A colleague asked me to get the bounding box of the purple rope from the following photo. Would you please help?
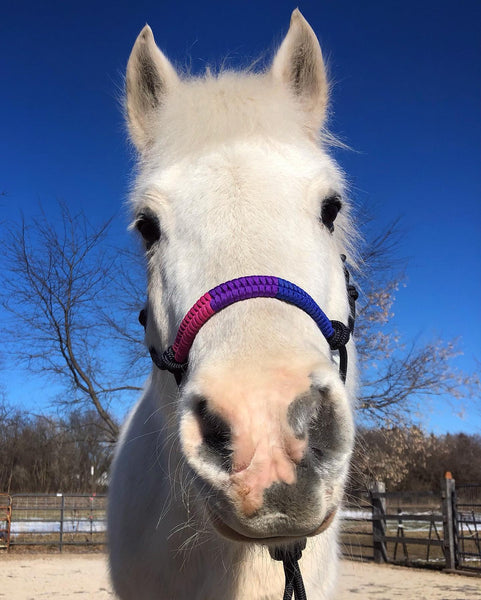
[150,275,352,383]
[171,276,337,364]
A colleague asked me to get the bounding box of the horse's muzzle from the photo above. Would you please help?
[208,504,337,544]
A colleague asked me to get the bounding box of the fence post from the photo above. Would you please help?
[371,481,388,564]
[442,472,456,571]
[58,493,65,553]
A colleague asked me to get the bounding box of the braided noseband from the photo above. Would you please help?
[147,274,354,385]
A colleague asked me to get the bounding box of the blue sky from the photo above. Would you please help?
[1,0,480,433]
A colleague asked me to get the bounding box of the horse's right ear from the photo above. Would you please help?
[126,25,179,152]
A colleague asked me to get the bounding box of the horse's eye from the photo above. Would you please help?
[136,211,161,249]
[321,195,342,233]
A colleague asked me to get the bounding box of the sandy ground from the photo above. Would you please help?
[0,554,479,599]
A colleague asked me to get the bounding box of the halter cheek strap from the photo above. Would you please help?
[144,272,357,385]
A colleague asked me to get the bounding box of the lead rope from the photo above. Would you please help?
[269,539,307,600]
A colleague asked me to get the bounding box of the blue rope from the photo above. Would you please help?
[276,278,334,340]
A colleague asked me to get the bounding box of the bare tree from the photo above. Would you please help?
[1,203,477,441]
[0,397,112,493]
[354,218,479,425]
[349,425,481,492]
[1,203,145,442]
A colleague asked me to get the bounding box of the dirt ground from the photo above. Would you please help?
[0,554,479,599]
[337,560,480,599]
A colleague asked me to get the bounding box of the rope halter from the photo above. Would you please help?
[140,267,357,600]
[147,274,354,386]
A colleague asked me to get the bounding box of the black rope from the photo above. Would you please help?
[326,255,358,384]
[326,321,351,383]
[340,254,358,334]
[149,346,186,386]
[338,345,348,383]
[326,321,351,350]
[269,539,307,600]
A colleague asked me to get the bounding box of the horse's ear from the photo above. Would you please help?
[271,9,328,134]
[126,25,179,152]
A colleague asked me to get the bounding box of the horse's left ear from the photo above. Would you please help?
[271,9,328,134]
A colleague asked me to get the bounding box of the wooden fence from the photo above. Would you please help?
[1,479,480,576]
[341,476,481,575]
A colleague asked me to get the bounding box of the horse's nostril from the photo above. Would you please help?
[193,397,232,470]
[308,396,340,463]
[288,386,343,464]
[288,386,329,441]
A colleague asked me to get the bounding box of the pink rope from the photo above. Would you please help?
[172,293,215,362]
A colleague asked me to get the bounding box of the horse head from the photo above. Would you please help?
[126,9,356,546]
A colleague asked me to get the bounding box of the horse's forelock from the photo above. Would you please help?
[145,71,313,157]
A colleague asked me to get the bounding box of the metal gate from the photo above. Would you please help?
[454,483,481,571]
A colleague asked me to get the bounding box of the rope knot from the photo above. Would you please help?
[269,539,307,600]
[327,321,350,350]
[149,346,187,385]
[269,538,306,563]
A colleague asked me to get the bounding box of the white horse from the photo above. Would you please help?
[108,10,357,600]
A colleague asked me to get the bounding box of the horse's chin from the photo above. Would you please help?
[208,506,337,545]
